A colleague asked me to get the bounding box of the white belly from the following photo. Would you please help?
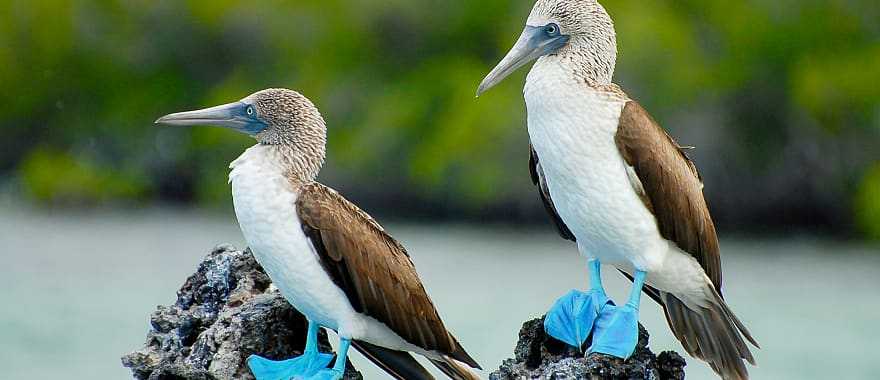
[228,145,358,333]
[524,61,669,272]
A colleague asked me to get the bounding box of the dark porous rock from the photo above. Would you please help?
[122,245,362,380]
[489,317,686,380]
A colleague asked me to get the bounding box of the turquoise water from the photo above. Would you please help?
[1,207,878,379]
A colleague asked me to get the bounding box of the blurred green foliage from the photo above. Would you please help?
[19,147,148,204]
[855,163,880,240]
[0,0,878,236]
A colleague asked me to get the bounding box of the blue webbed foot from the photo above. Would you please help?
[589,303,639,359]
[589,269,647,359]
[307,368,345,380]
[247,351,334,380]
[302,337,351,380]
[544,288,614,349]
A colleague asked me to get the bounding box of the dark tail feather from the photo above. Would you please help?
[619,269,758,379]
[429,328,481,379]
[446,335,482,370]
[661,287,758,380]
[351,340,434,380]
[427,358,481,380]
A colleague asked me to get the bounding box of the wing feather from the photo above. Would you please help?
[296,183,480,369]
[614,100,722,290]
[614,100,757,379]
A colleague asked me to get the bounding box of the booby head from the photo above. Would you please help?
[477,0,617,95]
[156,88,326,146]
[156,88,328,180]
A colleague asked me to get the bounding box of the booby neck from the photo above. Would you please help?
[229,142,325,190]
[233,88,329,188]
[526,56,628,110]
[528,34,616,87]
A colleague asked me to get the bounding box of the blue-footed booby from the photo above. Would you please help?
[476,1,758,379]
[155,88,481,380]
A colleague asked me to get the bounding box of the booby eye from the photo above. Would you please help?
[545,23,560,37]
[246,106,255,116]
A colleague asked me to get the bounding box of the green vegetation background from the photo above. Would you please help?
[1,0,878,237]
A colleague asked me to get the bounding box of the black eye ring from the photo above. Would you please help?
[545,23,559,36]
[246,106,254,116]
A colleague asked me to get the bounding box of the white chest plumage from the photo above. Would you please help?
[228,145,354,330]
[524,60,668,271]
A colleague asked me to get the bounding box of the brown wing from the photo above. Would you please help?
[295,183,480,369]
[529,143,576,242]
[616,101,758,380]
[615,100,722,291]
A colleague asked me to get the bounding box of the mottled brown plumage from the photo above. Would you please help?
[295,182,481,375]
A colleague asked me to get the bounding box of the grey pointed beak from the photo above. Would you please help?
[155,102,250,129]
[155,101,268,135]
[476,26,570,97]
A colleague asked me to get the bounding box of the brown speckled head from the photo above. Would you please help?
[528,0,612,35]
[155,88,328,183]
[245,88,327,149]
[477,0,617,95]
[245,88,327,182]
[529,0,617,84]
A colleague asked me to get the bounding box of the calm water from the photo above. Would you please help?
[1,207,879,380]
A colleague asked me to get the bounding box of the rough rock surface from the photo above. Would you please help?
[122,245,362,380]
[489,317,686,380]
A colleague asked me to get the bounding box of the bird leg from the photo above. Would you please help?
[589,270,646,359]
[544,259,614,349]
[310,337,351,380]
[247,320,335,380]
